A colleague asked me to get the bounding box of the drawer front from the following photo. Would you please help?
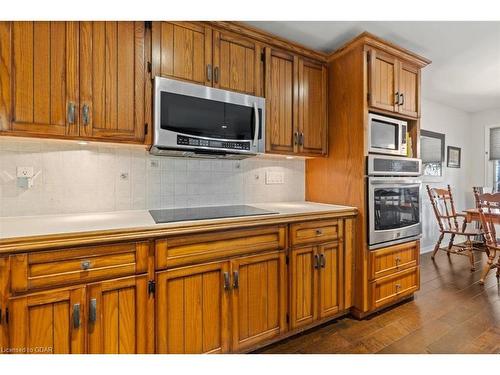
[370,266,419,310]
[10,242,150,292]
[290,219,341,247]
[369,240,419,280]
[155,225,286,270]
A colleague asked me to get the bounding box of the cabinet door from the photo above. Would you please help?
[230,251,287,351]
[87,275,152,354]
[1,21,79,136]
[156,262,230,353]
[79,21,145,142]
[368,48,399,113]
[298,58,327,156]
[9,286,85,354]
[398,61,420,118]
[213,30,262,95]
[0,257,8,351]
[290,246,318,329]
[318,242,343,319]
[151,21,212,86]
[265,48,298,154]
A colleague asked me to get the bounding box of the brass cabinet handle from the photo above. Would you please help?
[82,104,90,125]
[81,260,91,271]
[233,271,239,289]
[399,93,404,106]
[314,254,320,269]
[395,92,399,105]
[223,272,230,290]
[207,64,212,81]
[67,102,76,124]
[73,303,81,329]
[214,67,219,84]
[89,298,97,324]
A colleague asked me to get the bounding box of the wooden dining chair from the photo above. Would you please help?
[474,192,500,284]
[426,185,482,271]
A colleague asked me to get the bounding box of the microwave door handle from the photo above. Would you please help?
[253,102,259,148]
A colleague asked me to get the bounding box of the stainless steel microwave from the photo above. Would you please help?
[368,113,408,156]
[151,77,266,159]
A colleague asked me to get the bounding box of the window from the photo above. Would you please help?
[421,130,445,177]
[488,126,500,191]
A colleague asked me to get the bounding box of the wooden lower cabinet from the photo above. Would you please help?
[87,275,152,354]
[370,267,419,310]
[9,286,86,354]
[290,242,342,329]
[230,251,287,351]
[156,261,230,354]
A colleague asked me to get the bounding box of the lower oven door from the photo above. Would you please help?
[368,177,422,249]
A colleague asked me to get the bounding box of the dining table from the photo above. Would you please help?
[463,208,500,225]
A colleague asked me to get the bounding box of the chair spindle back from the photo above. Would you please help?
[426,185,460,232]
[474,192,500,248]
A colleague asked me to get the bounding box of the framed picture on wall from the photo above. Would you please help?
[447,146,461,168]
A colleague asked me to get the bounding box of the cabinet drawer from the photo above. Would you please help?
[155,225,286,270]
[369,266,419,310]
[369,240,419,280]
[290,220,341,247]
[10,242,150,292]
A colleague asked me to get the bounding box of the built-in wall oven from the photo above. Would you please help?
[367,155,422,249]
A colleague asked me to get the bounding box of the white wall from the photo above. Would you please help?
[420,99,482,252]
[0,137,305,217]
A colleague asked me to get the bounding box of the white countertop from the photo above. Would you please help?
[0,201,356,241]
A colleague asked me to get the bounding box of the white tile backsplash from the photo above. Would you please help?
[0,137,305,217]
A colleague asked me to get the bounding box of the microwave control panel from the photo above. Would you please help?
[177,135,251,151]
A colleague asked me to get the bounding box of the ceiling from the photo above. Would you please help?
[245,21,500,113]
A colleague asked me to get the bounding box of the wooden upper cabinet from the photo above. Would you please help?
[8,286,86,354]
[230,251,287,351]
[213,30,262,96]
[156,262,230,354]
[398,61,420,117]
[368,47,421,118]
[265,48,298,154]
[0,21,79,136]
[87,275,151,354]
[79,21,145,142]
[298,58,327,156]
[151,22,212,86]
[368,48,399,113]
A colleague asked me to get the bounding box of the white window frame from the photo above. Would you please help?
[484,123,500,189]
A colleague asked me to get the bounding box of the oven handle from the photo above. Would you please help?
[253,102,260,148]
[369,178,421,185]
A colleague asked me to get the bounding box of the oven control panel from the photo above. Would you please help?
[367,155,422,176]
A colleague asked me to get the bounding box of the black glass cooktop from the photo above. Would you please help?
[149,205,277,224]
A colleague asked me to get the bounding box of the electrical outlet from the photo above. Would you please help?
[17,166,34,178]
[265,171,285,184]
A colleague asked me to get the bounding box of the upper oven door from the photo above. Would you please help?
[154,77,265,154]
[368,113,407,156]
[368,177,422,248]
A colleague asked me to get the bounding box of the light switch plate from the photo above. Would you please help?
[266,171,285,184]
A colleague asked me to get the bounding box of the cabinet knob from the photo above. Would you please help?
[395,257,401,266]
[395,283,401,292]
[316,229,323,236]
[81,260,91,271]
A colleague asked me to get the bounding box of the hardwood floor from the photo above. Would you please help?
[256,251,500,354]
